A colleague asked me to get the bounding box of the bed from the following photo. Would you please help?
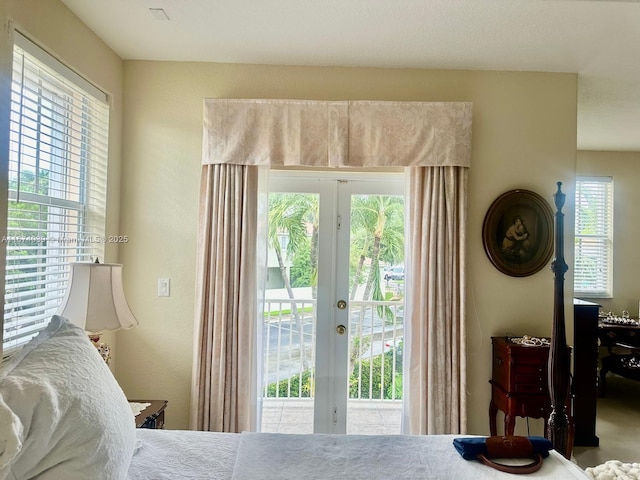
[126,428,589,479]
[0,183,590,480]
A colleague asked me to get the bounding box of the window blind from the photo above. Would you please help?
[574,176,613,297]
[3,32,109,353]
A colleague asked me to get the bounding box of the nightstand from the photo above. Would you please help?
[489,337,571,436]
[130,399,168,429]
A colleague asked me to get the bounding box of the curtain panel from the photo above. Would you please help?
[193,99,472,434]
[191,164,258,432]
[404,166,468,435]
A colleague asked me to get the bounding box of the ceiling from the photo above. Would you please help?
[60,0,640,152]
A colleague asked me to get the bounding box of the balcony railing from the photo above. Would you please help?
[263,299,317,399]
[262,298,404,401]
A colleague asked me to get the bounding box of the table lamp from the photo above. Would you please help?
[56,260,138,363]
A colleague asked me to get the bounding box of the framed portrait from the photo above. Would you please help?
[482,189,554,277]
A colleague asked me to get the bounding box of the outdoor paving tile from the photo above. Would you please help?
[261,409,282,422]
[281,410,314,423]
[381,411,402,425]
[262,399,402,433]
[348,409,382,423]
[261,423,283,432]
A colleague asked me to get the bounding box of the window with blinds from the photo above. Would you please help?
[3,32,109,353]
[574,176,613,297]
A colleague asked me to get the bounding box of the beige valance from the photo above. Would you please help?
[203,99,472,168]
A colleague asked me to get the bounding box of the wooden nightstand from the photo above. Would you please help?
[489,337,571,436]
[489,337,551,436]
[130,399,168,429]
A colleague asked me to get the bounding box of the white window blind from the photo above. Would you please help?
[3,32,109,353]
[574,176,613,297]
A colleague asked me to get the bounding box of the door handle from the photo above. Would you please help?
[337,300,347,310]
[336,325,346,335]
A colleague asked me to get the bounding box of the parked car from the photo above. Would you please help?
[384,266,404,281]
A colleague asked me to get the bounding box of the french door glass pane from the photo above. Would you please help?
[346,193,404,434]
[260,177,405,435]
[261,192,318,434]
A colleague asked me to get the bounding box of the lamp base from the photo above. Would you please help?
[88,332,111,364]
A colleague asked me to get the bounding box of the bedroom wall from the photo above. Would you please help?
[577,150,640,316]
[118,62,578,433]
[0,1,578,436]
[0,1,125,357]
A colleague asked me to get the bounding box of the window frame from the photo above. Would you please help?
[2,32,109,356]
[574,176,613,298]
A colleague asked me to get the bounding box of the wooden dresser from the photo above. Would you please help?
[572,299,600,446]
[489,336,555,436]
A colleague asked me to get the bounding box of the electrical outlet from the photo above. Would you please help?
[157,278,170,297]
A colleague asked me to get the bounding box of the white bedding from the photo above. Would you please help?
[128,429,239,479]
[128,430,590,480]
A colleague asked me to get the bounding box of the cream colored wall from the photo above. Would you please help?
[577,150,640,315]
[0,0,124,357]
[0,1,578,434]
[118,62,578,433]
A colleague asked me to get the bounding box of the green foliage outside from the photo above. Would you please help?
[266,369,314,398]
[289,236,312,288]
[8,170,49,238]
[265,190,406,403]
[268,192,405,303]
[349,344,403,400]
[5,171,50,303]
[266,344,403,400]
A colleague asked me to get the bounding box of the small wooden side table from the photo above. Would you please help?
[130,399,168,429]
[489,337,552,436]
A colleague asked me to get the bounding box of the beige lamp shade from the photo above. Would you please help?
[56,262,138,332]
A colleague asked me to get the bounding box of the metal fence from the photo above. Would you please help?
[262,298,404,401]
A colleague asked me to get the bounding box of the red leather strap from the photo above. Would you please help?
[477,436,544,474]
[477,453,544,474]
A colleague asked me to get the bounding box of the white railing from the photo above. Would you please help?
[263,299,316,399]
[262,298,404,401]
[348,300,404,401]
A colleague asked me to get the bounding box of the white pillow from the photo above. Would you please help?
[0,315,137,480]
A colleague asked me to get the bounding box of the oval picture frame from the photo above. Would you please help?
[482,189,554,277]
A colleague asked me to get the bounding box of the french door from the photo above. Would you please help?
[261,172,405,434]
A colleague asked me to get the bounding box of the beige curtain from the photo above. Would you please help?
[193,99,472,433]
[190,164,258,432]
[404,166,468,435]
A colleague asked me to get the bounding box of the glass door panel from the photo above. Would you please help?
[342,186,405,435]
[260,173,404,434]
[261,190,320,434]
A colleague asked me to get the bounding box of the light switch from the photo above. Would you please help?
[158,278,170,297]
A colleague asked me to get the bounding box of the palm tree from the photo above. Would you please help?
[349,195,404,302]
[268,193,319,370]
[267,191,405,387]
[348,194,404,376]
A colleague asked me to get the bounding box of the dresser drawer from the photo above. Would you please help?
[511,350,549,365]
[514,363,546,375]
[514,373,546,385]
[514,366,546,388]
[514,382,547,394]
[516,396,551,418]
[491,338,549,391]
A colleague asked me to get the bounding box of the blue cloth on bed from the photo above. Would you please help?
[453,436,553,460]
